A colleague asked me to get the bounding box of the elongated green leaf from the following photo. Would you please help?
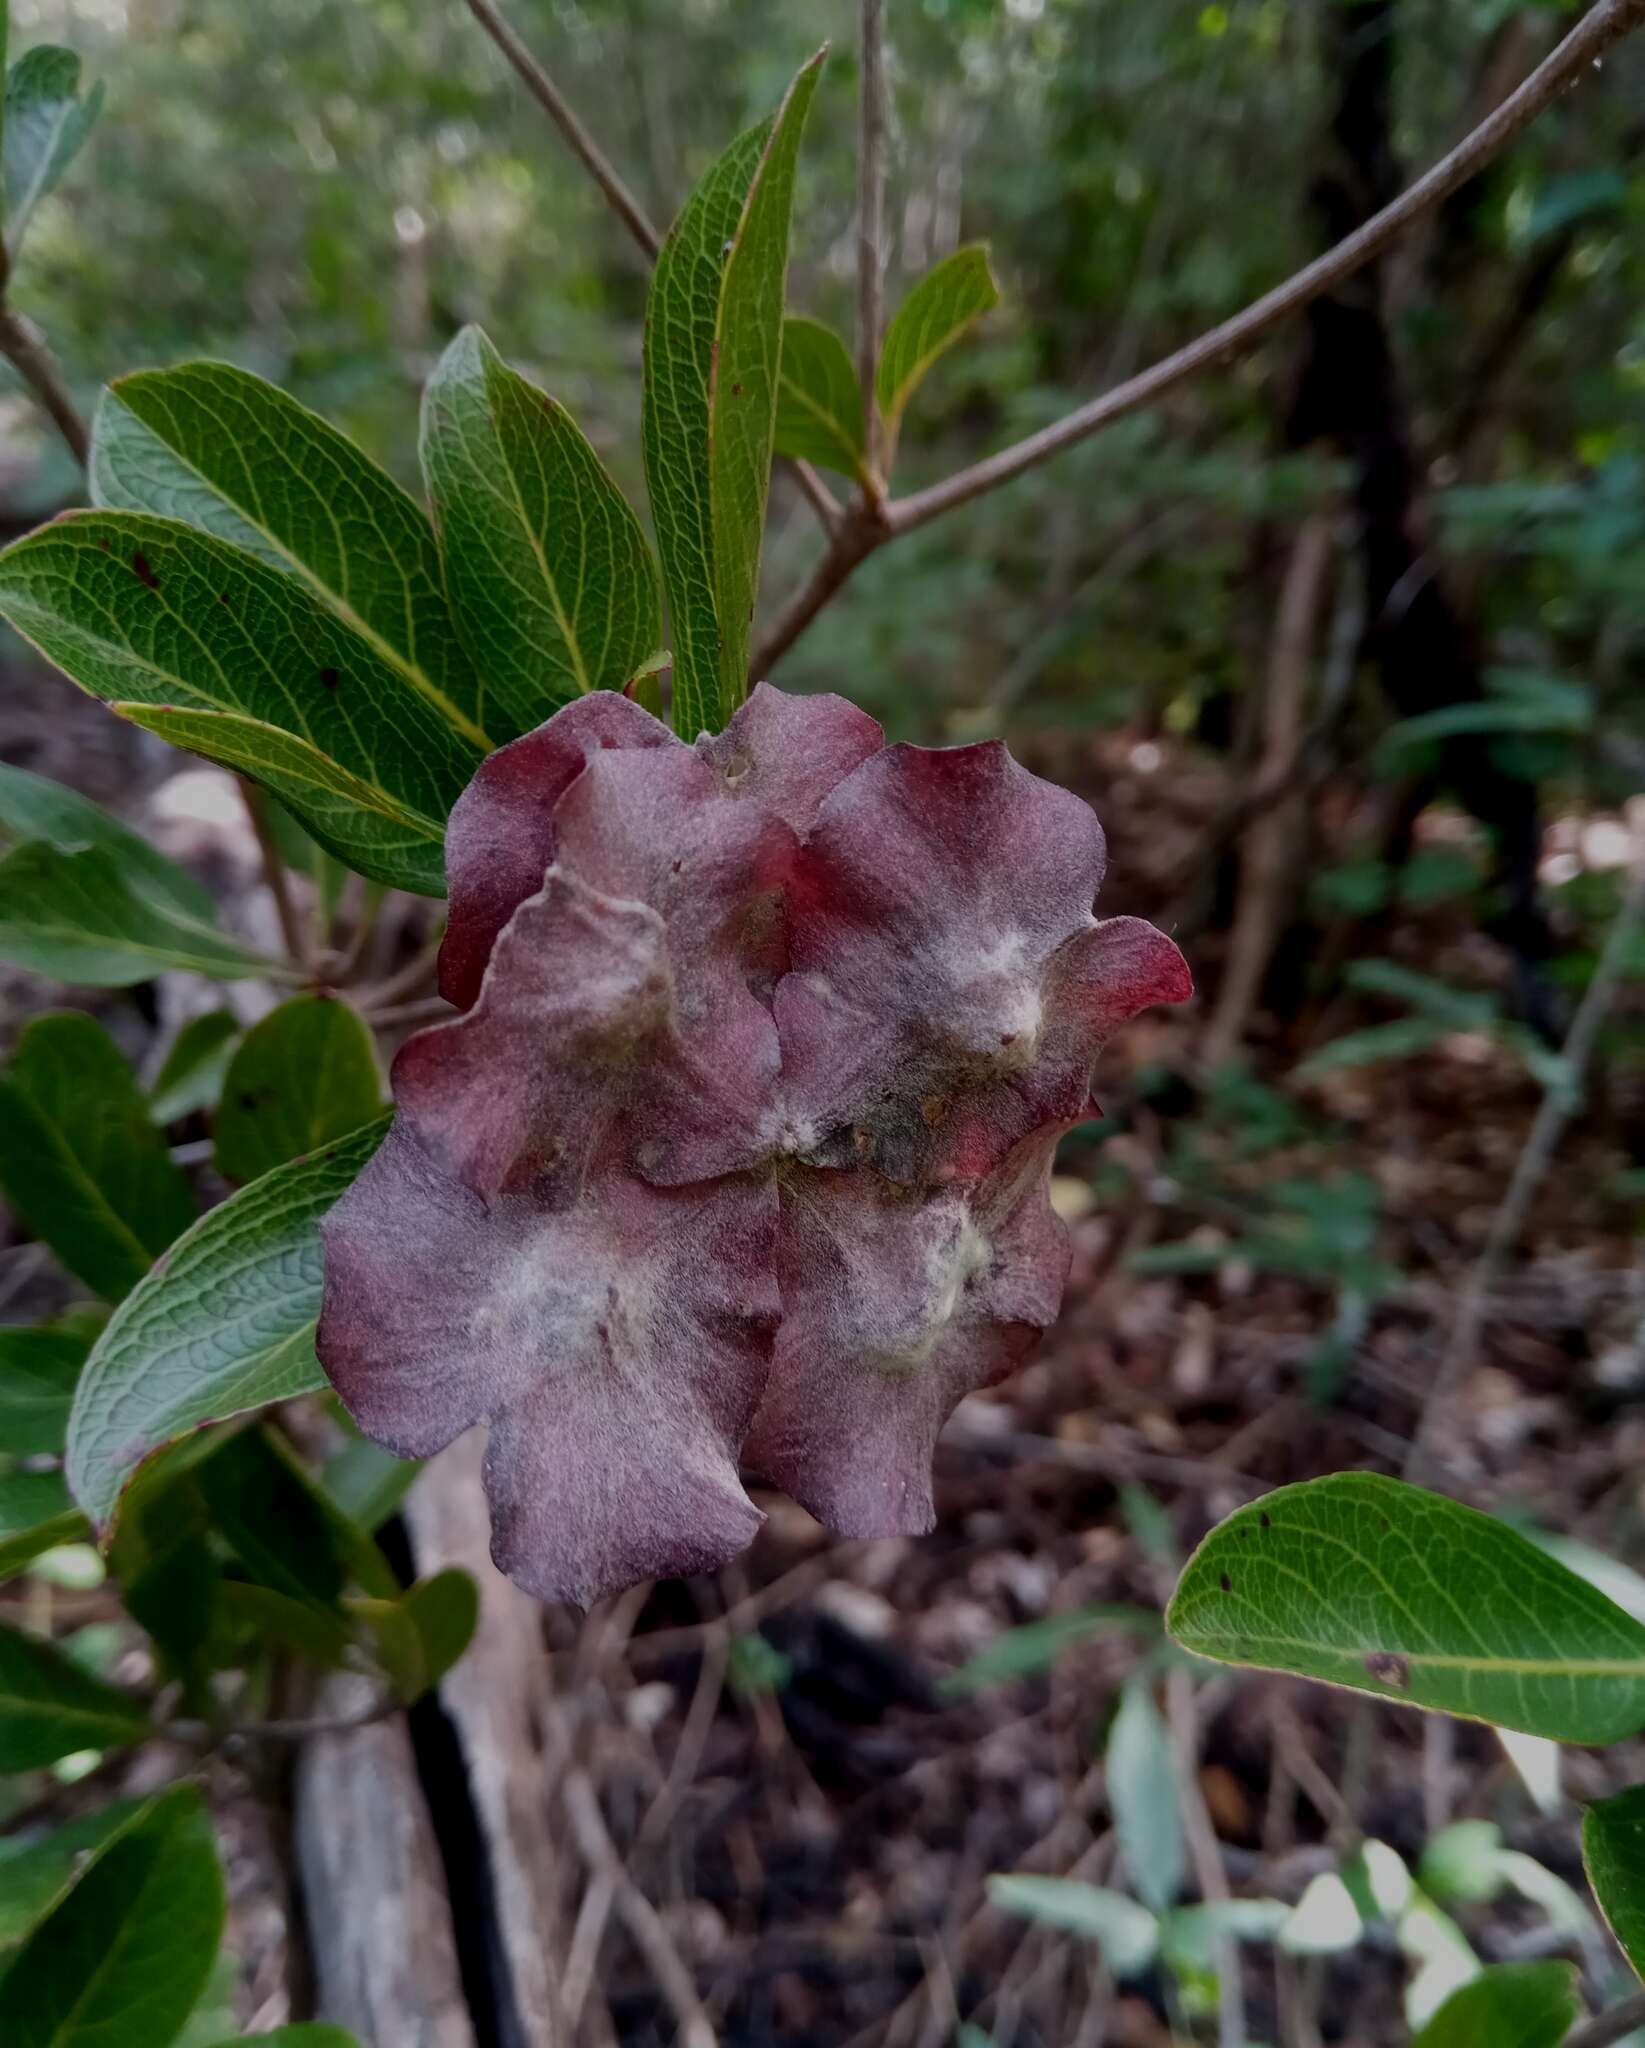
[214,994,380,1183]
[0,1013,194,1302]
[0,1469,86,1576]
[0,1317,95,1454]
[642,52,823,738]
[0,1795,159,1954]
[775,315,867,482]
[0,510,483,891]
[1584,1784,1645,1984]
[322,1434,420,1532]
[213,1579,348,1667]
[0,839,274,985]
[0,1617,150,1768]
[65,1115,388,1531]
[938,1604,1160,1696]
[1412,1961,1580,2048]
[4,1785,224,2048]
[196,1426,345,1611]
[3,46,103,258]
[117,703,448,896]
[421,325,662,730]
[1167,1473,1645,1743]
[1106,1682,1185,1913]
[150,1011,240,1124]
[876,244,999,460]
[92,362,486,739]
[986,1876,1159,1978]
[0,759,210,919]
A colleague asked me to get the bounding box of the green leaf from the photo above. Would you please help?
[1412,1961,1580,2048]
[0,1469,86,1577]
[0,1795,159,1954]
[195,1426,344,1611]
[213,994,381,1183]
[1159,1898,1289,1972]
[875,244,999,461]
[775,315,867,482]
[150,1011,240,1124]
[0,1617,150,1768]
[370,1567,478,1701]
[1106,1681,1185,1914]
[0,839,275,986]
[0,758,212,920]
[937,1604,1160,1695]
[3,46,103,259]
[91,361,487,742]
[322,1434,420,1533]
[65,1114,388,1531]
[0,1317,95,1455]
[986,1876,1159,1978]
[2,1784,225,2048]
[0,1012,194,1302]
[116,1484,220,1678]
[212,1580,348,1667]
[642,51,824,738]
[1166,1473,1645,1743]
[115,704,449,897]
[1295,1016,1454,1080]
[421,325,663,730]
[1583,1783,1645,1985]
[0,510,483,894]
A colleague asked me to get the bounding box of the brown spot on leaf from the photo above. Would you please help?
[1259,1511,1271,1529]
[132,550,161,590]
[1365,1651,1410,1689]
[319,666,340,691]
[1219,1572,1232,1592]
[732,381,743,396]
[95,536,112,553]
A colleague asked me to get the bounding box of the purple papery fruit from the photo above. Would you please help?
[319,684,1191,1605]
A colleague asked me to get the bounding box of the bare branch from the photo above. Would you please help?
[0,305,89,470]
[1565,1998,1645,2048]
[888,0,1645,536]
[238,775,312,970]
[1406,814,1645,1483]
[856,0,887,463]
[755,0,1645,676]
[463,0,661,260]
[463,0,840,536]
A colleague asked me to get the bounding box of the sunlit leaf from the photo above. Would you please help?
[0,1012,194,1302]
[775,315,867,481]
[213,994,381,1183]
[3,45,103,258]
[642,51,824,737]
[876,244,999,460]
[92,360,486,743]
[2,1784,224,2048]
[1167,1473,1645,1742]
[0,1617,150,1768]
[422,324,662,730]
[65,1115,388,1531]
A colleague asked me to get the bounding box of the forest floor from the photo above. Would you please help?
[3,666,1643,2047]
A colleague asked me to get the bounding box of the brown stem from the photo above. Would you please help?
[857,0,888,462]
[237,775,312,970]
[0,304,89,469]
[755,0,1645,677]
[1565,1999,1645,2048]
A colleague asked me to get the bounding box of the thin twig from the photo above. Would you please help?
[1407,819,1645,1480]
[0,305,89,468]
[462,0,840,535]
[357,924,445,1013]
[755,0,1645,676]
[237,776,312,970]
[463,0,661,258]
[856,0,887,470]
[1565,1997,1645,2048]
[1168,1666,1245,2048]
[362,993,453,1031]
